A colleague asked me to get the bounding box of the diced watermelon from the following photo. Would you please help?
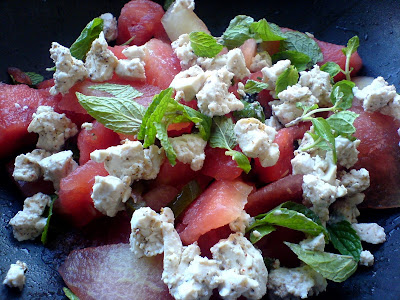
[152,160,198,189]
[59,244,172,300]
[143,39,181,89]
[201,146,243,180]
[77,121,121,165]
[143,184,180,212]
[178,180,252,245]
[240,39,257,69]
[167,122,194,137]
[108,45,128,59]
[57,161,108,227]
[116,0,165,46]
[0,83,61,159]
[37,79,55,89]
[197,225,232,258]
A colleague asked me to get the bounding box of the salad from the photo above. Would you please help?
[0,0,398,297]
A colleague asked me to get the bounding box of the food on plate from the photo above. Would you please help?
[2,0,399,299]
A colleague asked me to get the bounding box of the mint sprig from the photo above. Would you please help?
[342,36,360,81]
[41,195,56,245]
[63,287,80,300]
[88,83,144,99]
[327,220,362,261]
[189,31,223,58]
[25,72,44,85]
[243,80,269,94]
[233,100,265,123]
[272,50,312,72]
[249,19,286,42]
[70,18,104,61]
[275,65,299,94]
[249,224,276,244]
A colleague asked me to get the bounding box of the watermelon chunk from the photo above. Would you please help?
[201,146,243,181]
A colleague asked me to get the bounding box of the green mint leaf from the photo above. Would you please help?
[320,62,342,78]
[25,72,44,85]
[272,50,311,72]
[70,18,104,61]
[249,19,286,42]
[41,195,56,245]
[327,220,362,261]
[285,242,358,282]
[307,132,332,151]
[280,202,323,226]
[168,180,202,218]
[221,15,254,49]
[275,65,299,94]
[233,100,265,123]
[249,224,276,244]
[342,36,360,58]
[154,122,177,165]
[77,92,145,134]
[164,0,174,10]
[311,117,337,163]
[209,116,237,150]
[296,102,319,115]
[63,287,80,300]
[244,80,269,94]
[88,83,143,99]
[330,80,355,110]
[225,149,251,173]
[189,31,223,58]
[280,31,323,67]
[327,111,359,136]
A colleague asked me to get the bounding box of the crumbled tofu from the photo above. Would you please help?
[272,84,319,125]
[237,82,246,97]
[249,52,271,73]
[91,140,165,182]
[170,0,195,13]
[13,149,51,182]
[197,55,228,72]
[359,250,374,267]
[234,118,280,167]
[81,122,93,131]
[339,168,370,196]
[268,265,327,299]
[170,65,206,101]
[335,136,360,169]
[196,69,244,117]
[3,261,27,291]
[264,115,283,131]
[9,193,50,241]
[99,13,118,42]
[351,223,386,244]
[299,65,332,107]
[169,134,207,171]
[27,106,78,152]
[115,58,146,80]
[85,31,118,82]
[122,45,146,60]
[172,34,198,70]
[49,42,88,95]
[91,175,132,217]
[261,59,291,90]
[225,48,250,79]
[38,150,78,190]
[353,76,397,112]
[300,233,326,252]
[330,193,365,224]
[381,94,400,120]
[229,210,252,234]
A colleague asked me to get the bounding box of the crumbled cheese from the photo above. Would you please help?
[170,0,195,13]
[196,69,244,117]
[268,265,327,299]
[115,58,146,80]
[339,168,370,196]
[9,193,50,241]
[299,65,332,107]
[169,134,207,171]
[249,52,271,73]
[172,34,197,70]
[359,250,374,267]
[234,118,280,167]
[264,115,283,131]
[299,233,326,252]
[27,106,78,152]
[197,55,227,72]
[38,150,78,190]
[85,31,118,82]
[13,149,51,182]
[169,65,206,101]
[49,42,88,95]
[353,76,397,112]
[122,45,146,60]
[229,210,252,234]
[91,140,165,182]
[237,82,246,97]
[330,193,365,224]
[381,94,400,120]
[3,261,27,291]
[261,59,291,90]
[335,136,360,169]
[99,13,118,42]
[91,175,131,217]
[351,223,386,244]
[224,48,250,79]
[81,122,93,131]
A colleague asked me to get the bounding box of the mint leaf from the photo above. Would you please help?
[233,100,265,122]
[225,149,251,174]
[154,122,177,165]
[342,36,360,58]
[25,72,44,85]
[244,80,269,94]
[327,221,362,261]
[280,202,323,226]
[275,65,299,94]
[41,195,56,245]
[250,19,286,42]
[169,180,202,217]
[164,0,174,10]
[89,83,143,99]
[221,15,254,49]
[280,31,323,67]
[250,224,276,244]
[272,50,311,72]
[327,111,359,136]
[296,102,319,116]
[209,116,237,150]
[285,242,358,282]
[77,93,145,134]
[320,62,341,78]
[189,31,223,58]
[330,80,355,110]
[63,287,80,300]
[311,117,337,163]
[70,18,104,61]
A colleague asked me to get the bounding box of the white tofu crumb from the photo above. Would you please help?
[38,150,78,190]
[170,65,206,101]
[9,193,51,241]
[300,233,326,252]
[196,69,244,117]
[85,31,118,82]
[330,193,365,224]
[27,106,78,152]
[172,34,198,70]
[264,115,283,131]
[3,261,27,291]
[122,45,145,60]
[237,82,246,97]
[170,0,195,13]
[381,94,400,120]
[351,223,386,244]
[229,210,252,234]
[169,134,207,171]
[99,13,118,42]
[225,48,250,80]
[49,42,88,95]
[81,122,93,131]
[335,136,360,169]
[268,265,327,299]
[299,65,332,107]
[115,58,146,80]
[339,168,370,196]
[249,52,271,72]
[261,59,291,90]
[359,250,374,267]
[13,149,51,182]
[234,118,280,167]
[92,175,131,217]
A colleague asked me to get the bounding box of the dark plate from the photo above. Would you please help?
[0,0,399,299]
